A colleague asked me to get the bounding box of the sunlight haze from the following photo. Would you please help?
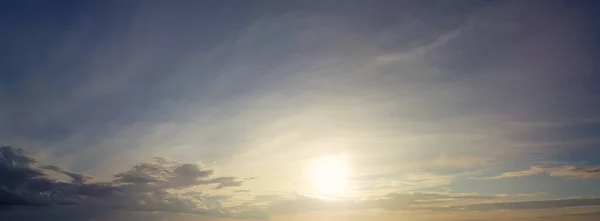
[1,0,600,221]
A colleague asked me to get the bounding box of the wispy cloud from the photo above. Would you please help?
[2,1,600,221]
[430,197,600,211]
[479,164,600,179]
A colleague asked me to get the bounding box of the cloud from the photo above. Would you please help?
[480,164,600,179]
[233,190,251,193]
[253,195,284,202]
[366,192,500,211]
[267,192,503,214]
[0,146,259,219]
[113,157,214,188]
[39,165,93,184]
[559,212,600,217]
[0,146,536,219]
[3,144,600,219]
[479,166,549,179]
[210,177,244,189]
[0,206,174,221]
[353,172,454,193]
[432,197,600,211]
[264,193,600,215]
[550,166,600,179]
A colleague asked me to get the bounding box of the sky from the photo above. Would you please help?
[1,0,600,220]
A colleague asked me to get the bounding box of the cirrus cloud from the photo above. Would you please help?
[479,164,600,179]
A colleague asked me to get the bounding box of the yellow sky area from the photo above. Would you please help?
[158,205,600,221]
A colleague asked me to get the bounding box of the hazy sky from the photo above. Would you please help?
[1,1,600,221]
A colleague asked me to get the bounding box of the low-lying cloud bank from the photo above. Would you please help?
[266,193,600,214]
[0,145,264,219]
[3,145,600,220]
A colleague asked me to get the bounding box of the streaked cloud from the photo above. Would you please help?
[430,197,600,211]
[480,164,600,179]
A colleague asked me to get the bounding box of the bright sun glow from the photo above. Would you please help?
[310,154,349,197]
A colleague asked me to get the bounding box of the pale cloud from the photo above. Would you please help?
[480,164,600,179]
[430,197,600,211]
[351,172,454,197]
[265,192,502,214]
[260,192,598,215]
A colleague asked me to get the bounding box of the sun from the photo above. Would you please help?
[309,154,349,197]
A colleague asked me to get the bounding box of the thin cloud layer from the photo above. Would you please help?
[432,197,600,211]
[482,164,600,179]
[264,192,600,214]
[0,207,174,221]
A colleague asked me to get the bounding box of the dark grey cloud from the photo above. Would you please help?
[0,146,52,206]
[0,145,257,219]
[113,157,216,189]
[40,165,93,184]
[551,165,600,179]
